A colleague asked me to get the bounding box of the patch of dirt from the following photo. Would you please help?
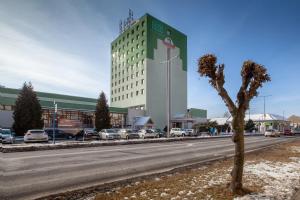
[92,140,300,200]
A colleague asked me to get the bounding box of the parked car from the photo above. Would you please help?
[155,129,166,138]
[283,128,294,136]
[118,129,140,140]
[24,129,49,143]
[99,129,121,140]
[170,128,187,137]
[138,129,159,139]
[185,129,195,136]
[291,128,300,134]
[0,128,15,144]
[45,129,73,140]
[75,128,100,141]
[264,129,280,137]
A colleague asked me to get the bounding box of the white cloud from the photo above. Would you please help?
[0,19,111,98]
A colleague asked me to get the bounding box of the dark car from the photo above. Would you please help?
[45,129,73,140]
[0,128,15,144]
[75,129,100,141]
[156,129,166,138]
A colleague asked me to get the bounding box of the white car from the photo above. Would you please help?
[264,129,280,137]
[185,129,195,136]
[170,128,187,137]
[138,129,159,139]
[99,129,121,140]
[24,129,49,143]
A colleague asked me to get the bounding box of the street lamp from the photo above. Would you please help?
[160,37,177,138]
[52,100,57,144]
[257,95,272,120]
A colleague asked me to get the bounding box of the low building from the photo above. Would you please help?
[210,113,289,133]
[0,87,127,129]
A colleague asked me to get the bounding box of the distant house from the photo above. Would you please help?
[288,115,300,128]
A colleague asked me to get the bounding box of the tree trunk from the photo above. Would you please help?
[230,113,245,194]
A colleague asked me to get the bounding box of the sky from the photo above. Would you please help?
[1,0,300,118]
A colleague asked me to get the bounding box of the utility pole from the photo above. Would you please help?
[258,95,271,120]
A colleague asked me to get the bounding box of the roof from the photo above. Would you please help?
[0,87,127,113]
[210,117,231,125]
[133,116,153,126]
[210,114,287,125]
[288,115,300,123]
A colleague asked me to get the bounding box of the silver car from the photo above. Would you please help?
[99,129,120,140]
[138,129,159,139]
[1,129,15,144]
[118,129,140,140]
[24,129,49,143]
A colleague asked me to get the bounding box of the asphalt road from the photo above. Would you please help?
[0,136,296,200]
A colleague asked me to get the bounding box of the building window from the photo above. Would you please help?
[136,81,138,86]
[141,69,144,75]
[118,80,121,84]
[111,98,113,102]
[136,71,139,77]
[126,76,129,81]
[131,47,134,52]
[131,29,134,34]
[118,96,120,100]
[142,21,145,27]
[131,56,134,61]
[131,92,133,97]
[141,89,144,94]
[131,74,135,79]
[132,38,134,43]
[136,34,139,40]
[136,25,139,31]
[122,95,124,100]
[122,78,124,83]
[141,79,144,84]
[142,40,144,46]
[136,91,139,96]
[111,90,113,95]
[126,94,129,99]
[131,83,133,88]
[122,86,124,91]
[136,53,139,58]
[126,85,129,90]
[142,59,145,65]
[136,44,139,49]
[142,30,145,36]
[118,88,120,92]
[142,50,145,55]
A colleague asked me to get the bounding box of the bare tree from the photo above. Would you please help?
[198,54,270,194]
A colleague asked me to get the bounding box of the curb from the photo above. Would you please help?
[0,134,263,153]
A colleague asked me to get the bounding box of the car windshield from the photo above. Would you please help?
[126,130,133,133]
[1,129,11,135]
[146,130,153,133]
[106,129,116,133]
[267,129,274,132]
[31,130,44,134]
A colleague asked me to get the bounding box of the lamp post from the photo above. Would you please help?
[52,100,57,144]
[257,95,272,120]
[160,41,178,138]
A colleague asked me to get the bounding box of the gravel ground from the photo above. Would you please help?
[91,140,300,200]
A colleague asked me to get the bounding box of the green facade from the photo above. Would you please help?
[0,87,127,113]
[189,108,207,118]
[111,13,187,72]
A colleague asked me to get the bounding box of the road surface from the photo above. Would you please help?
[0,136,296,200]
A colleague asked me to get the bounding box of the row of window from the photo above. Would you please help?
[112,69,144,82]
[112,20,146,50]
[112,79,145,95]
[112,41,145,63]
[112,59,145,73]
[111,89,145,102]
